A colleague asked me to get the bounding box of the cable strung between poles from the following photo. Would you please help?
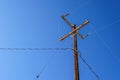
[0,48,70,50]
[0,47,101,80]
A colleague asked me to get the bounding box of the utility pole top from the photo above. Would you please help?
[60,13,90,80]
[60,13,89,41]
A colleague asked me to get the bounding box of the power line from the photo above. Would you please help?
[36,52,57,80]
[0,48,71,51]
[0,47,101,80]
[89,23,120,63]
[90,18,120,35]
[71,49,101,80]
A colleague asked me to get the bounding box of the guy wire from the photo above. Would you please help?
[71,48,101,80]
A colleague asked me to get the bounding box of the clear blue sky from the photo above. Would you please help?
[0,0,120,80]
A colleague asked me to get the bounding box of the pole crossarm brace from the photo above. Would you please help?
[60,20,89,41]
[61,13,73,28]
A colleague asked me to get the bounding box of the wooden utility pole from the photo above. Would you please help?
[60,13,89,80]
[73,25,79,80]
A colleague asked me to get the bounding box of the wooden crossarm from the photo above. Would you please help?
[60,20,89,41]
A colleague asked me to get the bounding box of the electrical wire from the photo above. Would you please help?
[71,49,101,80]
[0,47,101,80]
[35,52,57,80]
[0,47,70,80]
[90,18,120,35]
[89,23,120,63]
[0,48,71,51]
